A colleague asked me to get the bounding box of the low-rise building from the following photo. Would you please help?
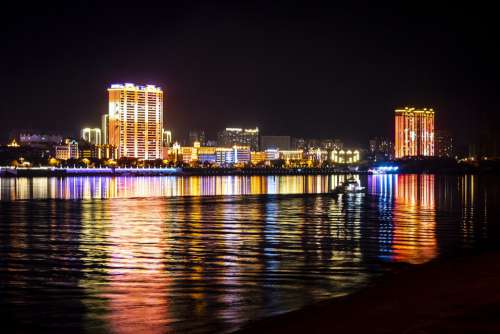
[280,150,303,161]
[197,147,217,164]
[215,148,233,165]
[265,148,280,161]
[55,139,79,160]
[250,151,267,165]
[331,149,360,164]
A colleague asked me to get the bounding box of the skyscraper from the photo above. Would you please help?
[108,83,164,160]
[395,107,435,158]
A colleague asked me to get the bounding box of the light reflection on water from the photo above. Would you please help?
[0,174,498,333]
[0,175,357,200]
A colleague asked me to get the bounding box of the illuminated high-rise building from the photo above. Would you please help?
[395,107,435,158]
[81,128,101,145]
[108,83,164,160]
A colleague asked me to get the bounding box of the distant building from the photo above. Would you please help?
[55,139,79,160]
[181,146,198,164]
[305,148,329,164]
[280,150,303,162]
[265,148,280,161]
[18,133,62,146]
[332,139,343,150]
[108,83,164,160]
[250,151,267,165]
[291,138,342,150]
[205,139,217,147]
[368,137,394,161]
[96,145,118,160]
[331,149,360,164]
[163,129,173,147]
[101,115,109,145]
[7,139,20,147]
[188,130,206,146]
[261,135,291,150]
[81,128,101,145]
[233,146,251,164]
[319,139,332,150]
[395,107,435,158]
[435,130,454,158]
[79,141,118,160]
[197,147,217,164]
[217,127,259,151]
[306,139,320,149]
[291,137,306,150]
[215,148,233,165]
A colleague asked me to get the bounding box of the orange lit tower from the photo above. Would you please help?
[395,107,435,158]
[108,83,164,160]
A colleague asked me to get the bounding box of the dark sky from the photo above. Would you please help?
[1,1,499,147]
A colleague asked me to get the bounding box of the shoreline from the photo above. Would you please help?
[0,166,486,177]
[0,166,370,177]
[235,250,500,334]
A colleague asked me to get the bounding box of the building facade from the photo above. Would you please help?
[331,149,360,164]
[217,127,259,151]
[435,130,454,158]
[81,128,101,145]
[188,130,206,146]
[368,137,394,161]
[55,139,79,160]
[250,151,267,165]
[280,150,303,162]
[163,129,172,147]
[19,133,62,146]
[101,115,109,145]
[215,148,233,165]
[395,107,435,158]
[108,83,164,160]
[197,147,217,164]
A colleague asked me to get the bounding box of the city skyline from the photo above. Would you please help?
[1,2,499,147]
[108,83,164,160]
[2,3,500,334]
[0,80,457,162]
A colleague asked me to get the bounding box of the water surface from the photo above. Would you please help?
[0,174,498,333]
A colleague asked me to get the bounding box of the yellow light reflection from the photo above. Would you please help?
[392,174,437,264]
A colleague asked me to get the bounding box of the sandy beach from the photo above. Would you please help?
[236,251,500,334]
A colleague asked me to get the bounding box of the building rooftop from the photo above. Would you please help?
[108,83,162,92]
[395,107,435,114]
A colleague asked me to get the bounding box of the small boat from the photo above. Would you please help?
[330,177,366,195]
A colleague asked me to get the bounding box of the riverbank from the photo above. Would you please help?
[1,166,494,177]
[0,166,362,177]
[236,251,500,334]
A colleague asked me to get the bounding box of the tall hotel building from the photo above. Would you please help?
[108,83,164,160]
[395,107,435,158]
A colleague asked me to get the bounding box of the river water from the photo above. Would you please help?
[0,174,499,333]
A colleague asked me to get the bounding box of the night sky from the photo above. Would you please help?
[1,1,499,147]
